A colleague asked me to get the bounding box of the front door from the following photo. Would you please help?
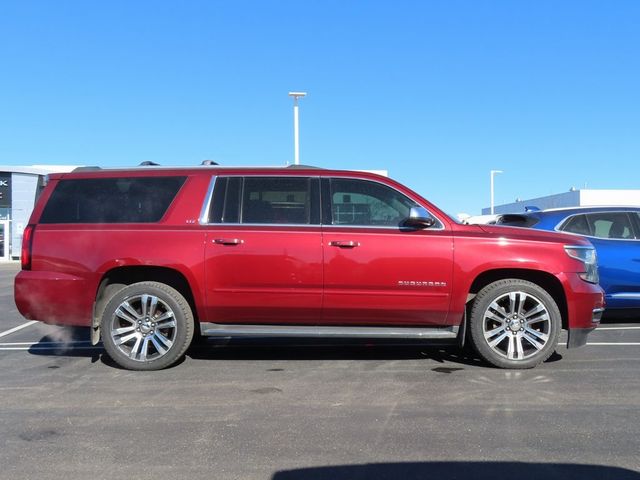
[203,176,323,324]
[322,178,453,326]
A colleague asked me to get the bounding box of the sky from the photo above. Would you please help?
[1,0,639,215]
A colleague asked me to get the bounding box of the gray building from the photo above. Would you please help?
[482,189,640,215]
[0,165,77,261]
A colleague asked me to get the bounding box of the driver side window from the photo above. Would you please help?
[328,178,417,227]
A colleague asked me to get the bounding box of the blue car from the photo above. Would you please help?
[496,207,640,313]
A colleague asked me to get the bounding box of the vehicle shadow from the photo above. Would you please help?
[25,327,563,369]
[272,461,640,480]
[187,336,563,367]
[187,338,487,367]
[601,309,640,322]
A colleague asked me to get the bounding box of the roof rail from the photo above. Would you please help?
[139,161,160,166]
[72,166,102,172]
[287,164,320,169]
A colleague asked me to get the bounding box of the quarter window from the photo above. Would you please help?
[327,178,418,227]
[560,214,591,236]
[40,177,186,224]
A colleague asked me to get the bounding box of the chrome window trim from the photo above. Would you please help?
[322,224,437,231]
[199,174,319,226]
[198,176,218,225]
[554,211,640,242]
[197,173,445,231]
[325,175,445,231]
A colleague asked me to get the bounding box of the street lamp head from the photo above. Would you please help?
[288,92,307,98]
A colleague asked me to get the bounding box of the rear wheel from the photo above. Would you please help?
[101,281,194,370]
[469,279,561,369]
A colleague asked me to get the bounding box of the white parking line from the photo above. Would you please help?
[0,340,100,351]
[0,320,38,339]
[587,342,640,346]
[0,341,94,346]
[0,346,99,351]
[595,326,640,330]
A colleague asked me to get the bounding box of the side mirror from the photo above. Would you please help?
[404,206,436,229]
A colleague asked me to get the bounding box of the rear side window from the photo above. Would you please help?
[586,212,636,239]
[559,212,638,239]
[209,176,319,225]
[559,214,591,236]
[40,177,186,223]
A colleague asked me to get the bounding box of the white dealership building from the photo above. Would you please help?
[0,165,77,261]
[482,189,640,215]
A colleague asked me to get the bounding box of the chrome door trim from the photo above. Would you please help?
[198,176,217,225]
[199,322,459,339]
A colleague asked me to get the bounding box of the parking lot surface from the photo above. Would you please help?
[1,262,640,480]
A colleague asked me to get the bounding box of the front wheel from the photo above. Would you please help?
[100,282,194,371]
[469,279,561,369]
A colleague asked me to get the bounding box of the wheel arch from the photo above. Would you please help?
[95,266,200,325]
[466,269,568,330]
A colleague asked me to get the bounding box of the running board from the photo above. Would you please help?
[199,323,459,340]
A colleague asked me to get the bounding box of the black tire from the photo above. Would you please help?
[101,281,194,371]
[469,279,561,369]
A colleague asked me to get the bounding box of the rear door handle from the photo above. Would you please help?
[328,240,360,248]
[213,238,244,245]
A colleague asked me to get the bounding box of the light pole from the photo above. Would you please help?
[288,92,307,165]
[490,170,503,214]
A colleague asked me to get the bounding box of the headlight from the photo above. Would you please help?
[564,245,599,284]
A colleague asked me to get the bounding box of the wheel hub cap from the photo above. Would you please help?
[508,316,523,332]
[110,294,177,362]
[482,291,551,361]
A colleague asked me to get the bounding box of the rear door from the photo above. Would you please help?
[203,176,323,324]
[321,177,453,326]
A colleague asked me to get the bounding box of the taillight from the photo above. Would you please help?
[21,225,35,270]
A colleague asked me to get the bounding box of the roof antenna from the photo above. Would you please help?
[139,161,160,166]
[201,160,219,166]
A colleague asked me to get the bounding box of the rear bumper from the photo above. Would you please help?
[14,270,94,326]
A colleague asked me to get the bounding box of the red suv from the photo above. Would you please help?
[15,166,604,370]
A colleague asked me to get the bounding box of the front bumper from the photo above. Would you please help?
[558,273,604,348]
[567,308,604,348]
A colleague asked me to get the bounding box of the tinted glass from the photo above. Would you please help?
[329,179,416,226]
[560,214,591,236]
[497,214,540,228]
[242,177,311,224]
[586,212,636,239]
[40,177,186,224]
[210,177,241,223]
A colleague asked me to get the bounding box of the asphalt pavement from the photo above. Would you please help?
[1,262,639,480]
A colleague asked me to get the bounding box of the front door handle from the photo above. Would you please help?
[213,238,244,246]
[328,240,360,248]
